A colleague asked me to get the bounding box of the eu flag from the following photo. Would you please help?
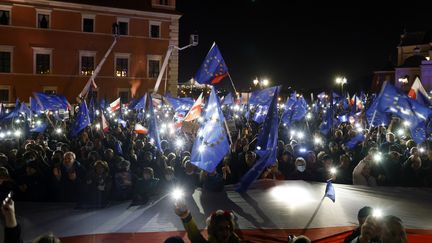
[194,43,228,85]
[147,94,162,151]
[191,86,230,172]
[325,179,335,202]
[30,122,48,133]
[165,96,193,113]
[129,94,147,110]
[88,96,96,123]
[71,101,90,136]
[237,87,279,192]
[222,93,234,105]
[1,99,20,121]
[345,133,365,149]
[33,92,69,111]
[249,86,279,106]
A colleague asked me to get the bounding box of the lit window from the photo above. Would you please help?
[36,54,50,74]
[81,55,94,75]
[115,56,129,77]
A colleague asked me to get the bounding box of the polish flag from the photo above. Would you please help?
[408,77,429,101]
[134,123,148,134]
[184,93,204,122]
[101,113,109,132]
[109,98,121,112]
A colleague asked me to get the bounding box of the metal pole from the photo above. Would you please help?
[227,73,238,96]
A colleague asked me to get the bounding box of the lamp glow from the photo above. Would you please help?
[306,113,312,120]
[397,129,404,136]
[419,147,425,153]
[95,124,101,130]
[297,131,305,139]
[403,121,411,127]
[314,136,323,145]
[14,130,21,137]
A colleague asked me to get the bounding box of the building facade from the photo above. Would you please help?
[0,0,180,104]
[371,30,432,93]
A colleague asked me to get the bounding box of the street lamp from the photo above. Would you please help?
[253,78,259,86]
[252,77,270,89]
[335,76,347,95]
[262,79,269,87]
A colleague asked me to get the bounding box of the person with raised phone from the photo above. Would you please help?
[173,188,241,243]
[2,191,61,243]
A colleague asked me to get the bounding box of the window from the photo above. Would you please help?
[79,51,96,75]
[0,86,10,102]
[115,53,130,77]
[117,17,129,35]
[0,10,10,25]
[150,21,161,38]
[147,55,161,78]
[37,13,50,29]
[33,47,52,74]
[43,86,57,95]
[0,51,11,73]
[159,0,169,5]
[118,88,129,102]
[82,18,94,32]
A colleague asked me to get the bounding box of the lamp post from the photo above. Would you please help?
[335,76,347,95]
[252,77,270,90]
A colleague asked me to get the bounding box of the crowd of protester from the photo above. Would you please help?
[0,92,428,242]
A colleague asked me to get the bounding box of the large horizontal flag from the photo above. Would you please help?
[222,92,234,105]
[33,92,70,111]
[191,86,230,173]
[194,42,228,85]
[237,87,279,192]
[165,96,194,113]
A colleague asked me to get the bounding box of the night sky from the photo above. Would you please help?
[176,0,431,94]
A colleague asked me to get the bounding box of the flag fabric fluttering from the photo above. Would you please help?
[30,122,48,133]
[134,123,148,134]
[88,96,96,123]
[325,179,335,202]
[71,101,90,136]
[194,42,228,85]
[129,94,147,110]
[184,93,204,122]
[147,94,162,151]
[101,113,109,133]
[249,86,280,123]
[237,87,279,193]
[191,86,230,173]
[345,133,365,150]
[33,92,70,111]
[109,98,121,112]
[408,77,432,106]
[222,92,234,105]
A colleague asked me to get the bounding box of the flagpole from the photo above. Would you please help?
[300,195,326,236]
[227,73,238,96]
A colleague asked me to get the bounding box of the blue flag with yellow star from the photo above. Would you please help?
[71,101,90,136]
[191,86,230,172]
[194,42,228,85]
[33,92,69,111]
[237,87,279,193]
[147,94,162,151]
